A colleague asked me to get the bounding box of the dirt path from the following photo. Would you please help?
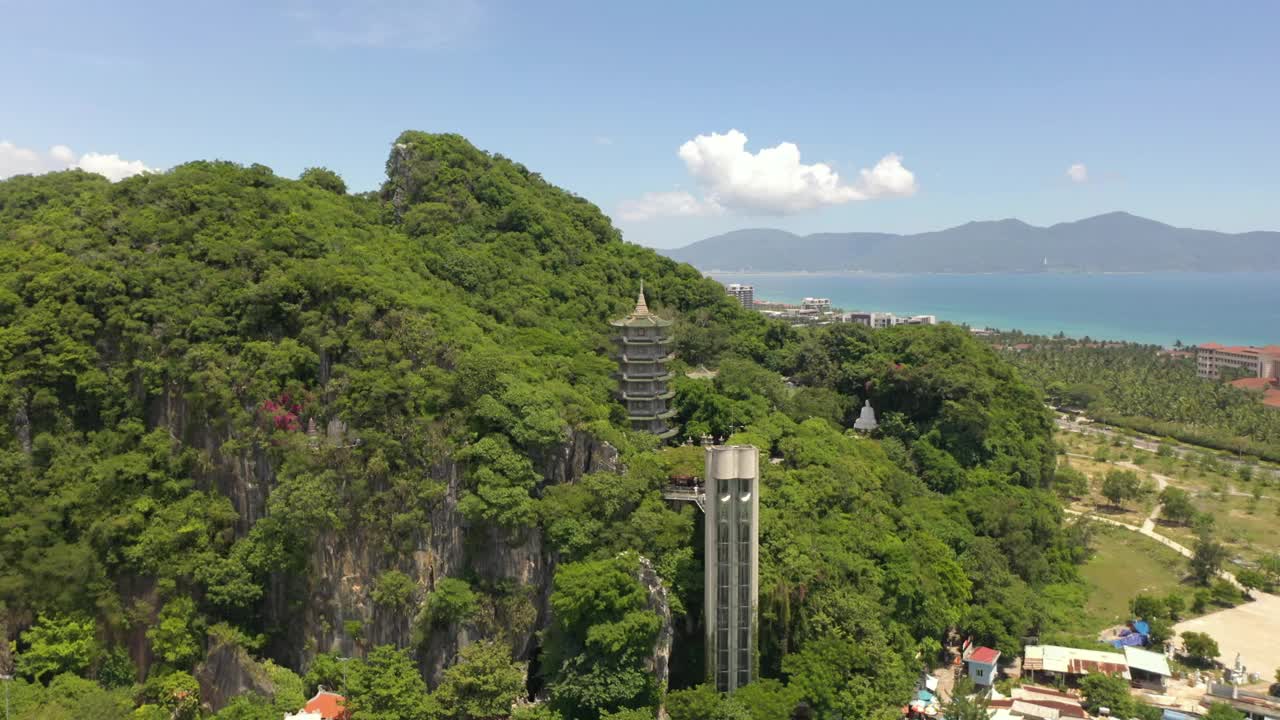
[1114,460,1169,533]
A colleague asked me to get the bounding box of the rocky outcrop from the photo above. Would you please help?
[196,636,278,713]
[277,428,618,686]
[138,358,621,687]
[635,555,674,695]
[11,400,31,455]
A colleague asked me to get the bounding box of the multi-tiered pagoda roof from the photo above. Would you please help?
[611,284,677,439]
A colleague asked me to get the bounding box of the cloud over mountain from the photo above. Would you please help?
[0,141,152,181]
[617,190,722,222]
[619,129,916,221]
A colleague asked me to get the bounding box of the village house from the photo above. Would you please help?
[988,684,1089,720]
[285,690,351,720]
[1123,646,1172,691]
[1022,645,1130,686]
[965,646,1002,687]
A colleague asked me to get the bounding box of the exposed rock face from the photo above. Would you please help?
[11,401,31,455]
[0,617,12,676]
[274,430,618,685]
[196,637,278,713]
[139,360,622,687]
[385,143,418,219]
[636,555,673,694]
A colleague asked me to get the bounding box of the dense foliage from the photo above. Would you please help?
[994,335,1280,460]
[0,132,1078,717]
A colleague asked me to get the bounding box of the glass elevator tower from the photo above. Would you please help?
[704,445,759,692]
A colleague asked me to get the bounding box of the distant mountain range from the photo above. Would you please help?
[663,212,1280,273]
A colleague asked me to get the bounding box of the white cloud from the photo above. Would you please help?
[287,0,483,49]
[0,141,152,182]
[50,145,76,164]
[75,152,152,182]
[1067,162,1088,183]
[618,129,918,221]
[0,141,53,177]
[616,191,722,222]
[593,136,614,146]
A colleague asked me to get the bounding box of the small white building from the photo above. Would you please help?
[965,646,1001,686]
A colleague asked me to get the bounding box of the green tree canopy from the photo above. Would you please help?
[15,615,99,683]
[344,645,434,720]
[433,640,527,720]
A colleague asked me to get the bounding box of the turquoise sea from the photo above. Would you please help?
[709,272,1280,348]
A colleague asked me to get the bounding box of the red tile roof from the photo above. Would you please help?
[304,691,351,720]
[1199,343,1280,358]
[969,646,1001,664]
[1230,377,1275,391]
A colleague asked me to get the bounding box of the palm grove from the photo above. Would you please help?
[1,132,1087,719]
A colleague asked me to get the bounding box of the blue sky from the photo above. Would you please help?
[2,1,1277,248]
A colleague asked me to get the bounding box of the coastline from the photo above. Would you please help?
[705,271,1280,348]
[701,269,1272,277]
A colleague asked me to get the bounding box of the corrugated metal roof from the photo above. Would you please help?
[1124,647,1172,677]
[1012,701,1061,720]
[1021,645,1130,679]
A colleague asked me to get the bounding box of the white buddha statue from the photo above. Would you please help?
[853,400,878,432]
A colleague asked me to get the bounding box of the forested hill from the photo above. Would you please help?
[665,213,1280,272]
[1,131,1080,720]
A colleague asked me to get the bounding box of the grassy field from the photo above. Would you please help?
[1062,525,1193,638]
[1059,429,1280,565]
[1058,454,1159,526]
[1159,491,1280,562]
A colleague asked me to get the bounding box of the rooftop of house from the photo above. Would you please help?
[1123,646,1172,677]
[968,646,1001,664]
[303,691,350,720]
[988,685,1089,720]
[1231,377,1277,391]
[1199,343,1280,357]
[1023,645,1130,679]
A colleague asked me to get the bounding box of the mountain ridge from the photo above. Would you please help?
[663,212,1280,272]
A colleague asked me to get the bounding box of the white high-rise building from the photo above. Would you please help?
[725,283,754,309]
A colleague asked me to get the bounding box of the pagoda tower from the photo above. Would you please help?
[611,283,677,438]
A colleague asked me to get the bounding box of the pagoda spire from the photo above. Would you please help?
[634,280,650,316]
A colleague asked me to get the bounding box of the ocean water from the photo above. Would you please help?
[709,272,1280,348]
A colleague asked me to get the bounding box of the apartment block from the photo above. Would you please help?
[1196,343,1280,380]
[725,283,754,309]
